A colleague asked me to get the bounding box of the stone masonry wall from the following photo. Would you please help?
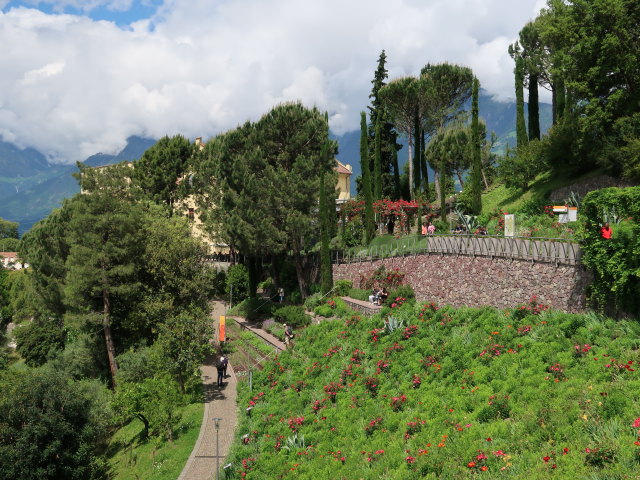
[334,255,592,313]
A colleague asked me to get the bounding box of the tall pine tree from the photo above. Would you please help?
[368,50,401,199]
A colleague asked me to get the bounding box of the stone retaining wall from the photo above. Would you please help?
[334,255,591,313]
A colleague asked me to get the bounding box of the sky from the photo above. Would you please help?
[0,0,547,164]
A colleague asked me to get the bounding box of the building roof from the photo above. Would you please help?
[335,159,352,175]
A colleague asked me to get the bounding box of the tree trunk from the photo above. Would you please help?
[103,289,119,389]
[136,414,150,438]
[481,168,489,189]
[407,131,413,201]
[292,251,310,299]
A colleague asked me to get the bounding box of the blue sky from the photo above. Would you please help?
[3,1,160,26]
[0,0,547,163]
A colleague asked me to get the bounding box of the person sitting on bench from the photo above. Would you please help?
[378,288,388,306]
[369,288,379,304]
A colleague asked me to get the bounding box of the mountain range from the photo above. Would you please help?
[0,92,550,234]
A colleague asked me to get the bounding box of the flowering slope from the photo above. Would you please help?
[227,303,640,479]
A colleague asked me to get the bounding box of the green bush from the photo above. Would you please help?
[333,279,353,296]
[273,305,311,327]
[228,297,274,321]
[14,319,65,367]
[384,284,415,306]
[226,264,249,303]
[347,288,370,302]
[303,292,325,311]
[313,304,334,318]
[580,186,640,314]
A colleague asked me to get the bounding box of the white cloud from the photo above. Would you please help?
[1,0,545,163]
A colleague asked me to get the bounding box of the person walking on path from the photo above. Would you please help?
[216,356,225,387]
[221,355,229,377]
[278,287,285,303]
[283,323,294,346]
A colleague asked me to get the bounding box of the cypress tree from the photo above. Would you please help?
[360,112,375,243]
[413,108,421,193]
[374,118,382,200]
[319,168,333,294]
[368,50,401,199]
[528,72,540,140]
[470,76,483,215]
[515,56,528,148]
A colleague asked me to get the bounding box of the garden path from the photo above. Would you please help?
[178,301,237,480]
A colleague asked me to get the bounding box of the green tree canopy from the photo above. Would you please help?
[132,134,193,208]
[0,370,110,480]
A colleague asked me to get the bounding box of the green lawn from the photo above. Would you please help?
[106,401,203,480]
[481,168,605,216]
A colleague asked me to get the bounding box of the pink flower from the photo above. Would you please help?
[633,417,640,429]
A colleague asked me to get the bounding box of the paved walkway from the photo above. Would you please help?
[178,302,237,480]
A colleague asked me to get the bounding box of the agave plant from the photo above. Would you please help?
[282,433,306,451]
[454,205,480,233]
[566,191,581,208]
[601,207,621,226]
[384,316,405,333]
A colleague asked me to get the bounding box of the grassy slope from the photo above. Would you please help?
[106,402,203,480]
[480,168,605,216]
[226,302,640,479]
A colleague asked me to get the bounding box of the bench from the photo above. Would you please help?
[340,296,383,316]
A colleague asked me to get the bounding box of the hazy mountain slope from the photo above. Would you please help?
[0,136,155,233]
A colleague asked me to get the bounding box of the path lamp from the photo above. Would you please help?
[213,417,223,480]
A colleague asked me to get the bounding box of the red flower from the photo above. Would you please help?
[543,456,550,463]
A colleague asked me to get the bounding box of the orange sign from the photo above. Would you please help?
[219,316,226,342]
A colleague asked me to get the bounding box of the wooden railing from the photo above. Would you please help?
[333,235,581,266]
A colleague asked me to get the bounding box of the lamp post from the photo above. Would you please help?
[213,417,222,480]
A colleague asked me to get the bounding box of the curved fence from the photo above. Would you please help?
[333,235,581,266]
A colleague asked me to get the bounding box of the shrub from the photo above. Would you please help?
[314,304,334,318]
[384,284,415,307]
[347,288,370,302]
[333,279,353,296]
[304,292,325,311]
[14,319,65,367]
[273,305,311,327]
[226,264,249,303]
